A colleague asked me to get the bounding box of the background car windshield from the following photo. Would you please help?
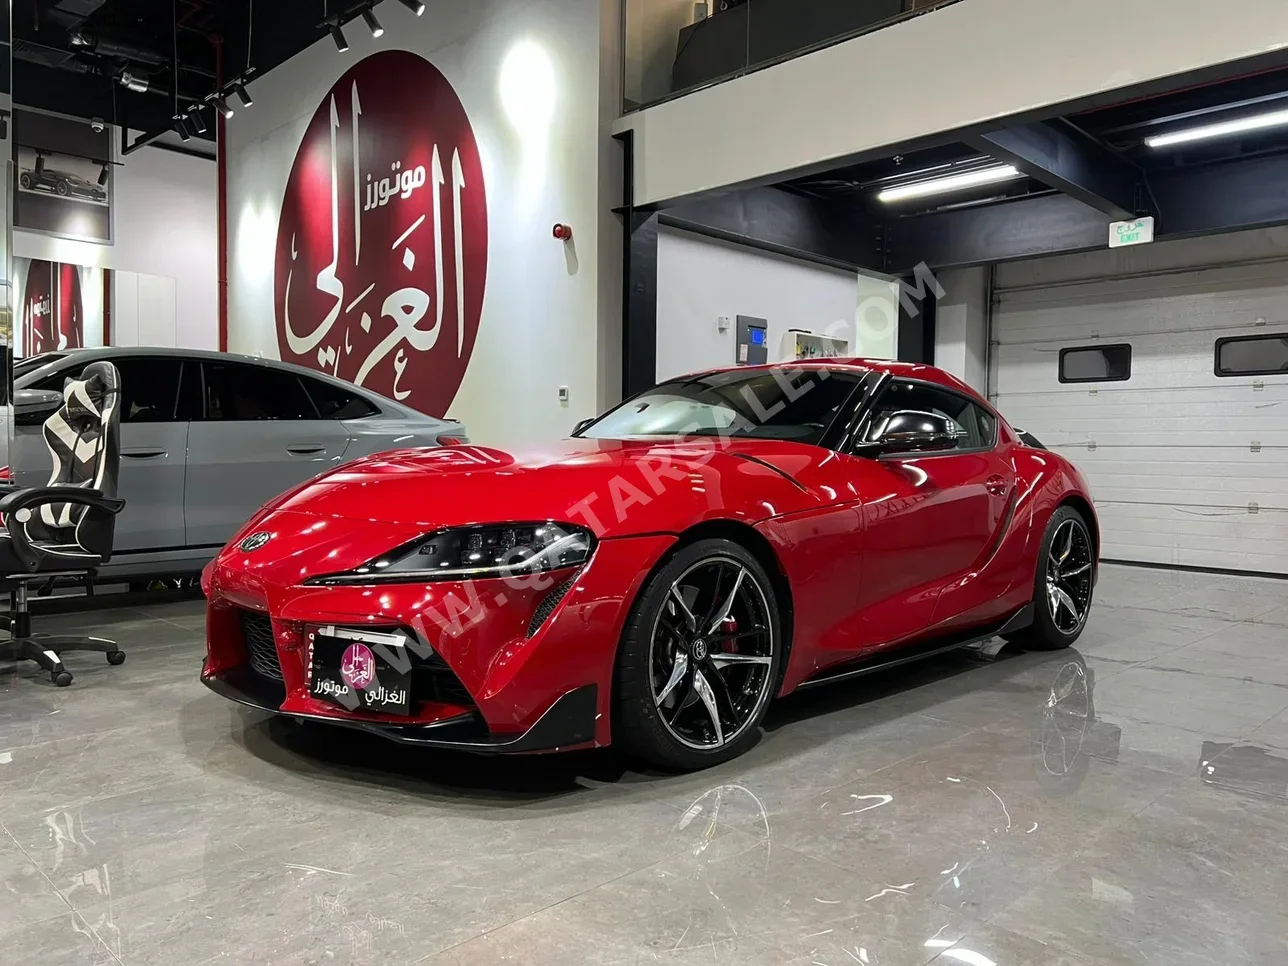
[582,369,864,444]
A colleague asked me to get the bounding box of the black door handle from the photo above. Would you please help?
[287,445,326,455]
[121,449,166,459]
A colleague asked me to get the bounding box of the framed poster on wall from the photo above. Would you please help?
[12,257,106,358]
[12,109,113,244]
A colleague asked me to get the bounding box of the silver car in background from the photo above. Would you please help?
[7,347,468,581]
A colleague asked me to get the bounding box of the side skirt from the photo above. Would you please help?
[795,602,1035,691]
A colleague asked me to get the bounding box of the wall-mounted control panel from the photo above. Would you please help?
[736,315,768,365]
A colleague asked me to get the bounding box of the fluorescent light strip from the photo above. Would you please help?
[1146,106,1288,148]
[877,165,1021,203]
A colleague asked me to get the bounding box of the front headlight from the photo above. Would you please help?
[307,522,595,585]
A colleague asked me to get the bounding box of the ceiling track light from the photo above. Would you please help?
[173,116,192,141]
[232,81,253,108]
[118,70,149,94]
[396,0,426,14]
[214,96,235,119]
[97,164,109,186]
[187,107,207,134]
[361,7,384,37]
[1146,106,1288,148]
[877,164,1022,203]
[330,22,349,52]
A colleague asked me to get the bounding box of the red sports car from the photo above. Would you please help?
[201,360,1098,769]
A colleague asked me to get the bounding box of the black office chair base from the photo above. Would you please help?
[0,580,125,686]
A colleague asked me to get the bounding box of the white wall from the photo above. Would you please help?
[225,0,621,447]
[614,0,1288,206]
[657,227,876,380]
[13,139,217,350]
[935,266,989,393]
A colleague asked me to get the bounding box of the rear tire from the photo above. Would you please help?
[614,538,782,771]
[1005,506,1094,651]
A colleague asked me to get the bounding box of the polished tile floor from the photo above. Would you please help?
[3,564,1288,965]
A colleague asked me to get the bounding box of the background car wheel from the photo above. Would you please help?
[56,181,70,196]
[1006,505,1094,651]
[18,173,31,189]
[614,538,782,771]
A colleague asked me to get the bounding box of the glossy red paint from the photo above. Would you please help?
[202,359,1097,750]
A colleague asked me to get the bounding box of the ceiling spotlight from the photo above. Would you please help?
[877,164,1022,203]
[361,7,384,37]
[97,164,109,186]
[174,116,192,141]
[1146,106,1288,148]
[232,81,253,108]
[214,96,234,119]
[330,22,349,52]
[396,0,426,14]
[118,70,149,94]
[69,30,89,46]
[187,108,207,134]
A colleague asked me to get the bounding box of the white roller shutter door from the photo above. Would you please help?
[990,233,1288,575]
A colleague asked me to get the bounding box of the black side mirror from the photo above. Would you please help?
[13,388,64,427]
[571,417,595,437]
[864,410,962,455]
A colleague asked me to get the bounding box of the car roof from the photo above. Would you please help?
[668,358,987,404]
[15,346,453,423]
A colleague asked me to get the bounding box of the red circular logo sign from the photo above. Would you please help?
[275,51,488,417]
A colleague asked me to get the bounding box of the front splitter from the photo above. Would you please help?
[201,663,599,754]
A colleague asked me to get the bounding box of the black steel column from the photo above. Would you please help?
[618,130,658,397]
[896,279,937,365]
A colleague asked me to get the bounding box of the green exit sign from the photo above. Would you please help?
[1109,216,1155,249]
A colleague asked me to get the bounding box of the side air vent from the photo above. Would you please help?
[527,577,575,637]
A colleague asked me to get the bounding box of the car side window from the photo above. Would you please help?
[299,375,380,419]
[201,361,318,421]
[112,358,184,423]
[866,380,996,451]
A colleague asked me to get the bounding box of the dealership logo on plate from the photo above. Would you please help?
[339,642,377,692]
[274,50,488,417]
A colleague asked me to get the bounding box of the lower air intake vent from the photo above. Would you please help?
[527,577,575,637]
[240,611,283,681]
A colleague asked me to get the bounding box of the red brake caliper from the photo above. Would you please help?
[720,616,739,653]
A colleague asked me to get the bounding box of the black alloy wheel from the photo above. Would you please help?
[1007,506,1094,651]
[615,538,781,770]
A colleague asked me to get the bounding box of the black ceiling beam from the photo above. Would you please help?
[967,120,1139,220]
[886,195,1109,273]
[1150,153,1288,236]
[884,151,1288,273]
[661,186,885,273]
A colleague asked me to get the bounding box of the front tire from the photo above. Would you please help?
[615,538,782,770]
[1007,506,1094,650]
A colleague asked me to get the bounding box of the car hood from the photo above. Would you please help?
[261,437,848,538]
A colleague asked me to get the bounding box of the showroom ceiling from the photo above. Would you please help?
[10,0,368,150]
[768,62,1288,273]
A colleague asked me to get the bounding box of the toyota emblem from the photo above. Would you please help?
[240,531,272,553]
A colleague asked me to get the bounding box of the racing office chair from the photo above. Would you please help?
[0,361,126,686]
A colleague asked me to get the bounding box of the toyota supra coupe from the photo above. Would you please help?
[202,359,1098,770]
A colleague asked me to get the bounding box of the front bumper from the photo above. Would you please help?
[201,526,675,752]
[201,663,599,752]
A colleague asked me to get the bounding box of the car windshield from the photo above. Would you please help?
[580,367,867,445]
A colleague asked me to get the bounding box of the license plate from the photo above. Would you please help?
[308,626,412,716]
